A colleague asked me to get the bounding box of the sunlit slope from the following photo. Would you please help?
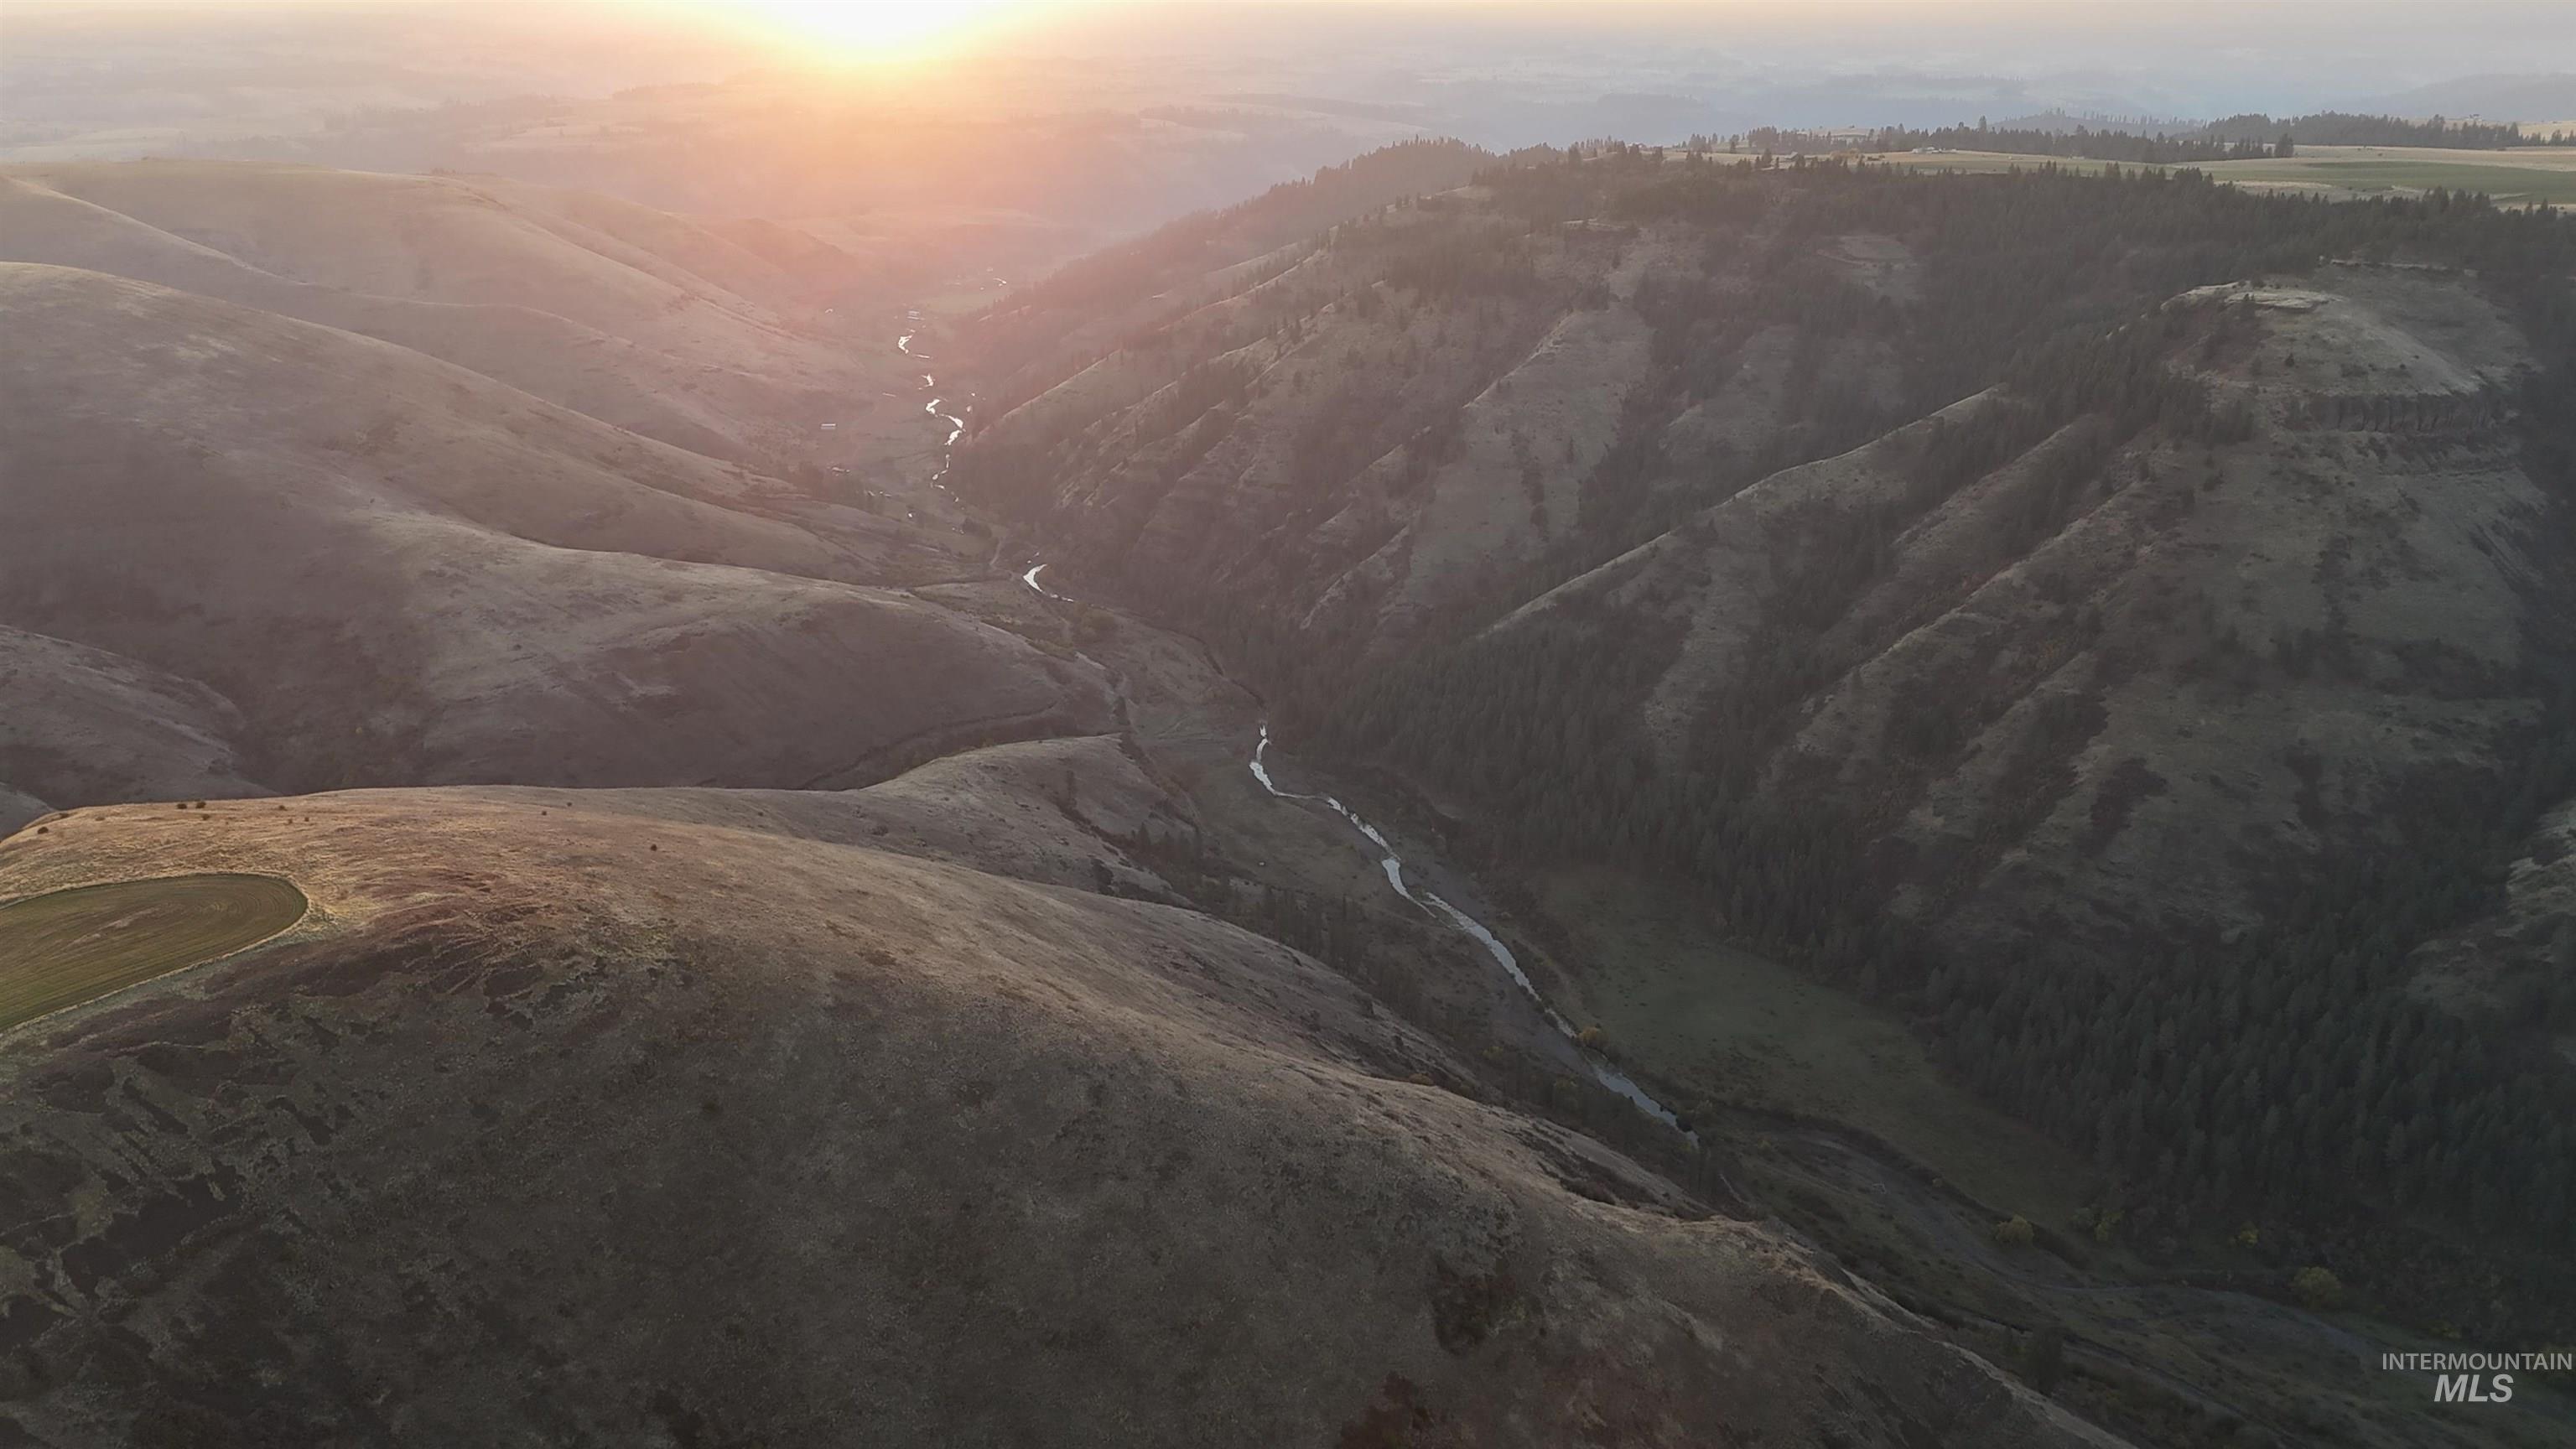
[0,263,1112,797]
[0,774,2117,1449]
[3,161,811,354]
[0,175,747,458]
[0,162,881,459]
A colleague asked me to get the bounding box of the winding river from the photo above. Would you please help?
[1249,727,1690,1136]
[896,314,969,489]
[917,321,1688,1140]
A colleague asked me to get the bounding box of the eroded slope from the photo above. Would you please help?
[1487,263,2556,962]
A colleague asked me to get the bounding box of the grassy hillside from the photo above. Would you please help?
[0,626,270,817]
[0,769,2111,1449]
[0,161,894,462]
[0,263,1112,801]
[964,138,1498,405]
[1472,264,2545,966]
[3,162,811,356]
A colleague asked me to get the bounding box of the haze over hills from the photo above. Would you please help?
[0,231,1110,821]
[9,3,2571,281]
[0,160,880,462]
[2358,72,2576,124]
[5,6,2576,1446]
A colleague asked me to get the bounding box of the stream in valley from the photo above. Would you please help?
[896,314,968,490]
[907,319,1689,1139]
[1249,726,1690,1135]
[899,327,2496,1441]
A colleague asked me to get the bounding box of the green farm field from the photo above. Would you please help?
[0,872,307,1032]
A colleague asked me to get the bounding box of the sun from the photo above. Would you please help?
[693,0,1035,65]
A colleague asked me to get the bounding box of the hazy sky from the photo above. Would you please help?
[9,1,2573,132]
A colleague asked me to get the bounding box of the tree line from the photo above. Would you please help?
[2202,111,2566,149]
[1742,122,2278,165]
[1725,109,2571,164]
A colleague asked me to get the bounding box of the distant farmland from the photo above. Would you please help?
[1862,148,2122,178]
[0,873,307,1032]
[2192,149,2576,205]
[1864,143,2576,205]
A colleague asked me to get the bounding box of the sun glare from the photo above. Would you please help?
[696,0,1036,65]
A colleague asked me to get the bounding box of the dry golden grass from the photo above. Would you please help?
[0,782,2112,1448]
[0,161,916,460]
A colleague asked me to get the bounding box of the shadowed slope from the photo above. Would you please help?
[0,626,272,813]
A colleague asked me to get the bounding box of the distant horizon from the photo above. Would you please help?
[8,2,2573,127]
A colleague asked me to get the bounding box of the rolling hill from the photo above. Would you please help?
[0,626,269,830]
[0,755,2115,1449]
[0,160,884,463]
[0,262,1111,808]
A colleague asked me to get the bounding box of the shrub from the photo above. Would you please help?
[2291,1266,2344,1310]
[1992,1216,2037,1247]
